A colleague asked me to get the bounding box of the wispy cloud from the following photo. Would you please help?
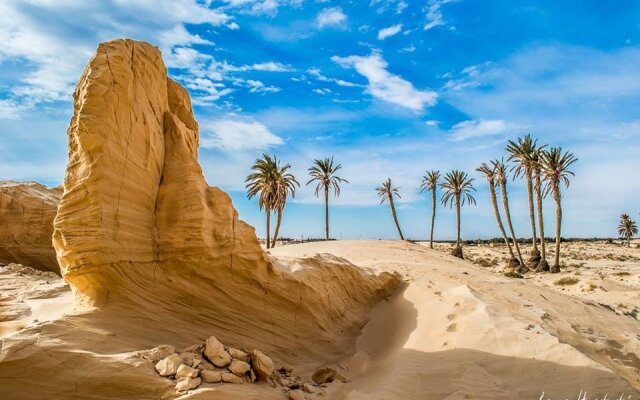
[316,7,347,28]
[332,52,437,111]
[377,24,403,40]
[201,119,284,150]
[449,119,518,141]
[424,0,458,31]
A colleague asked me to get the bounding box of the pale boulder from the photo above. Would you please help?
[175,377,201,392]
[204,336,231,367]
[200,370,223,383]
[288,389,307,400]
[155,353,182,376]
[228,347,248,362]
[229,359,251,376]
[134,344,175,363]
[222,372,244,384]
[250,350,273,380]
[175,364,199,379]
[180,352,202,368]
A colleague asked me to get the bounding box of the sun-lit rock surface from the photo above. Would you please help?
[0,181,61,273]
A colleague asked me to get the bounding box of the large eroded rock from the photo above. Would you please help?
[0,181,61,273]
[52,39,399,361]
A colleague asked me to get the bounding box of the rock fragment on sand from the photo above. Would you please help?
[228,347,249,362]
[288,389,307,400]
[200,370,223,383]
[155,353,183,376]
[175,377,201,392]
[180,351,202,368]
[229,359,251,376]
[222,372,244,383]
[136,345,176,363]
[312,367,347,384]
[250,350,273,380]
[175,364,199,379]
[204,336,231,367]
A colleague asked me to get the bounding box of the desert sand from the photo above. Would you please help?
[0,39,638,400]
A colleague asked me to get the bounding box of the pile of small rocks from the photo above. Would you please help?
[135,336,345,398]
[136,335,274,393]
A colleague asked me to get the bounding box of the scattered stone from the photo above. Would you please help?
[228,347,249,362]
[182,344,204,354]
[312,367,347,384]
[204,336,231,368]
[288,389,307,400]
[175,364,199,379]
[197,359,215,371]
[155,353,183,376]
[303,383,321,394]
[229,359,251,376]
[200,370,223,383]
[249,369,257,383]
[250,350,274,380]
[175,377,201,392]
[222,372,244,384]
[134,345,176,363]
[180,351,202,368]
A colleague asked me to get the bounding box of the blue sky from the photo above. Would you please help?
[1,0,639,240]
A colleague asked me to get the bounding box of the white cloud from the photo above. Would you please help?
[424,0,457,31]
[399,44,416,53]
[316,7,347,28]
[377,24,403,40]
[307,68,362,87]
[449,119,515,141]
[332,52,437,111]
[201,119,284,150]
[425,120,439,126]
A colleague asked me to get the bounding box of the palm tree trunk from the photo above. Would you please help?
[324,187,329,240]
[526,170,538,254]
[455,195,461,247]
[265,208,271,249]
[389,195,404,240]
[429,188,436,249]
[628,238,631,248]
[271,208,283,248]
[552,184,562,272]
[500,181,525,267]
[488,182,514,259]
[534,171,549,272]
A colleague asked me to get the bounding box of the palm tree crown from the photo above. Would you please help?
[307,157,349,196]
[440,170,476,208]
[618,214,638,245]
[245,154,278,211]
[540,147,578,195]
[376,178,401,204]
[419,170,441,194]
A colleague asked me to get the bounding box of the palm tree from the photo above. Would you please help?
[540,147,577,273]
[493,159,526,272]
[440,170,476,258]
[532,147,550,272]
[271,161,299,248]
[618,214,638,248]
[477,162,518,268]
[246,154,278,248]
[306,157,349,240]
[506,134,541,267]
[376,178,404,240]
[419,170,440,249]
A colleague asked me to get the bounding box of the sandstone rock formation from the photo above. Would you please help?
[50,38,400,362]
[0,181,60,273]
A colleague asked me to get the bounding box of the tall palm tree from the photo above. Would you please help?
[307,157,349,240]
[506,134,540,267]
[440,170,476,258]
[419,170,440,249]
[493,159,526,272]
[618,214,638,248]
[477,162,518,268]
[532,147,550,272]
[271,162,299,248]
[376,178,404,240]
[540,147,577,273]
[246,154,278,248]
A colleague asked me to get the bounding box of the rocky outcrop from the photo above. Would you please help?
[0,181,61,273]
[52,39,400,362]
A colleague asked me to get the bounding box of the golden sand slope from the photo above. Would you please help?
[0,181,61,273]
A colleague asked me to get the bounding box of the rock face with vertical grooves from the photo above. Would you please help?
[52,39,400,359]
[0,181,61,273]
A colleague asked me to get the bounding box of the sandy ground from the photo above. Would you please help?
[1,240,639,399]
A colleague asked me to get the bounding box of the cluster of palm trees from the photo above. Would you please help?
[379,135,576,273]
[245,155,347,247]
[246,135,577,273]
[618,214,638,247]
